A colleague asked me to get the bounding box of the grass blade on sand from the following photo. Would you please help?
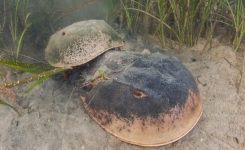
[0,99,20,116]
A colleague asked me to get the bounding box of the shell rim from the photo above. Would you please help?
[81,95,203,147]
[48,43,125,68]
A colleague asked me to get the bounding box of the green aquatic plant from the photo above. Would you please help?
[0,99,20,115]
[0,85,20,116]
[166,0,219,51]
[0,0,32,60]
[156,0,168,48]
[120,0,169,47]
[120,0,133,32]
[96,68,107,79]
[116,0,245,52]
[225,0,245,52]
[0,59,68,92]
[105,0,113,21]
[10,0,32,60]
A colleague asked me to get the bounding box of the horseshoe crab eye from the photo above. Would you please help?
[133,89,147,99]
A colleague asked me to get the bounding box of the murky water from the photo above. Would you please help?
[0,1,245,149]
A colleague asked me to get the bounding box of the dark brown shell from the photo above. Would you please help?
[81,51,203,146]
[45,20,124,68]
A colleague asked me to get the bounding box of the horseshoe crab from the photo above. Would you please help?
[45,20,124,68]
[1,20,124,87]
[81,51,202,146]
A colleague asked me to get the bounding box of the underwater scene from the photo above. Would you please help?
[0,0,245,149]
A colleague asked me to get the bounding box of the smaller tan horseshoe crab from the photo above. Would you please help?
[1,20,124,87]
[45,20,124,68]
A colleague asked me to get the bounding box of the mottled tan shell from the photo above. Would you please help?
[45,20,124,68]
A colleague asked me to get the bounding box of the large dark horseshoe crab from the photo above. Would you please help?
[81,51,202,146]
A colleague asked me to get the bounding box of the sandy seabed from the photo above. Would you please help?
[0,30,245,150]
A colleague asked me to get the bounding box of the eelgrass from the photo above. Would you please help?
[156,0,168,47]
[120,0,133,32]
[0,59,68,92]
[0,59,55,74]
[11,0,32,60]
[105,0,113,21]
[118,0,217,51]
[142,0,154,33]
[2,67,68,89]
[117,0,245,52]
[225,0,245,52]
[0,99,20,116]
